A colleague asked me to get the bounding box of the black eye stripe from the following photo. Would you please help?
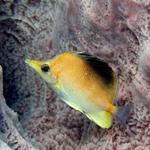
[41,64,50,72]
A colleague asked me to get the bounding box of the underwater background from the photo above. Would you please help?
[0,0,150,149]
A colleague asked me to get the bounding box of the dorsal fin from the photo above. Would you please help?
[76,52,115,85]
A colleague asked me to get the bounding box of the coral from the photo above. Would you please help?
[0,66,36,150]
[0,0,150,150]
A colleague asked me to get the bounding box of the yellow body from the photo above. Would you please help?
[25,51,118,128]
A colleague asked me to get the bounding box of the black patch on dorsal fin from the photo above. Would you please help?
[77,52,115,85]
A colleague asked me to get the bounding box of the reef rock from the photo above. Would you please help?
[0,0,150,150]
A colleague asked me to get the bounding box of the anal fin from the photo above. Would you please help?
[86,111,112,129]
[63,99,83,113]
[62,98,112,129]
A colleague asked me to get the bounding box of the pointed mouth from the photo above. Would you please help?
[25,59,31,64]
[25,59,41,72]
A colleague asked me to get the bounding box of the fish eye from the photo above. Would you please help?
[41,64,50,73]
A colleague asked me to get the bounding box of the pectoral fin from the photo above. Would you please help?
[87,111,112,129]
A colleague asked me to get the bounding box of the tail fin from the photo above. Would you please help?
[115,105,132,128]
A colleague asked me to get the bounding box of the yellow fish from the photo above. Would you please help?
[25,51,128,128]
